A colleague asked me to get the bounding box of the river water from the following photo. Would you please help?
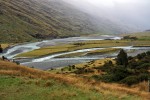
[1,35,150,70]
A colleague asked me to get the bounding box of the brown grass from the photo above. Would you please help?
[75,58,115,68]
[0,44,10,49]
[0,60,150,99]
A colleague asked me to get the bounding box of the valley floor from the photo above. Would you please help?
[0,33,150,100]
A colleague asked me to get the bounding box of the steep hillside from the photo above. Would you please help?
[0,0,100,43]
[0,0,141,43]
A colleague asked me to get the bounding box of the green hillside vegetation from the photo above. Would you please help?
[0,0,100,43]
[0,76,109,100]
[52,51,150,88]
[0,60,145,100]
[0,0,141,43]
[49,51,150,99]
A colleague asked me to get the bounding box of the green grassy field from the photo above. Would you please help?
[16,40,130,58]
[87,48,120,55]
[0,75,141,100]
[0,76,112,100]
[55,48,120,58]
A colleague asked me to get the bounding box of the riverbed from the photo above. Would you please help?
[1,35,150,70]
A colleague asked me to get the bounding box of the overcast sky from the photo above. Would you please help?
[63,0,150,30]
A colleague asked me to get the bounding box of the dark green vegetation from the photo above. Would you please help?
[116,49,128,67]
[0,44,3,53]
[123,36,138,40]
[55,50,150,87]
[93,51,150,86]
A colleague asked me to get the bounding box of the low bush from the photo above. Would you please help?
[138,73,149,81]
[137,63,150,70]
[121,76,139,86]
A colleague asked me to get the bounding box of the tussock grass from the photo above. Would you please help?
[55,52,86,58]
[87,48,120,55]
[0,44,10,49]
[0,60,149,99]
[75,58,115,68]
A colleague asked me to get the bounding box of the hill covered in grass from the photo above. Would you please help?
[0,0,140,43]
[0,0,101,43]
[0,59,150,100]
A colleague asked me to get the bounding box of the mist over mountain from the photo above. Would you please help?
[63,0,150,31]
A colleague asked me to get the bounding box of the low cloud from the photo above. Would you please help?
[63,0,150,30]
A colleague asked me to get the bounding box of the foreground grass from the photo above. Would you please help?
[0,60,148,100]
[0,76,111,100]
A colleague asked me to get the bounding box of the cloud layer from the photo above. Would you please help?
[63,0,150,30]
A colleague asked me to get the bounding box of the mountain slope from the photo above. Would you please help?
[0,0,141,43]
[0,0,99,43]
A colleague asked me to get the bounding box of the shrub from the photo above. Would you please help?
[99,74,120,82]
[128,56,133,60]
[68,67,72,71]
[72,65,76,69]
[121,76,139,86]
[61,68,64,72]
[128,60,139,69]
[137,52,147,60]
[112,66,129,81]
[146,51,150,55]
[74,68,85,74]
[138,73,149,81]
[92,75,101,80]
[74,67,94,74]
[123,36,138,40]
[100,60,114,73]
[99,66,130,82]
[137,63,150,70]
[116,49,128,67]
[0,45,3,53]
